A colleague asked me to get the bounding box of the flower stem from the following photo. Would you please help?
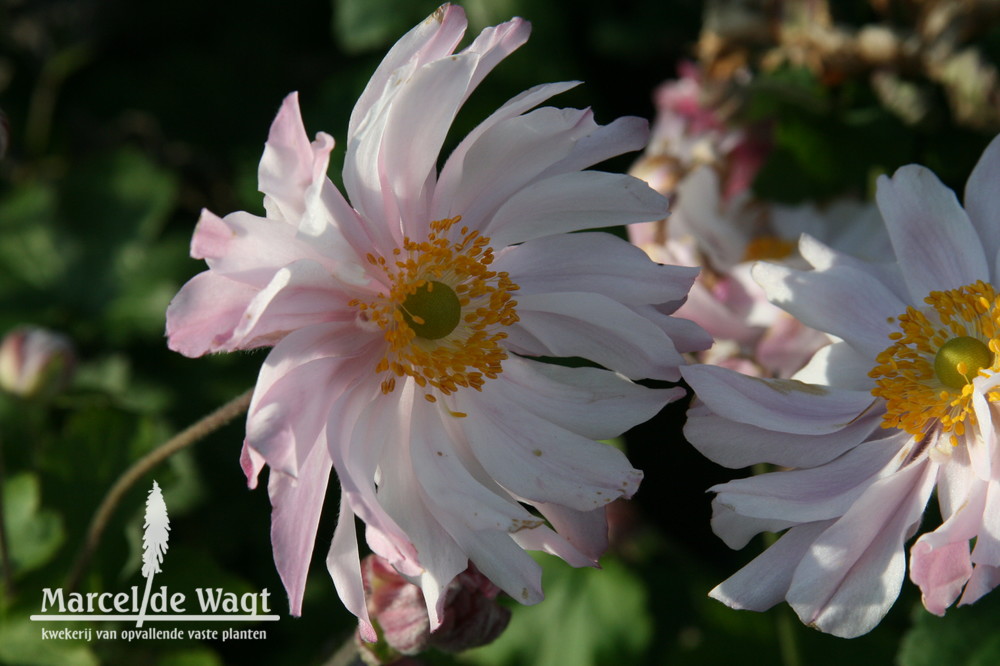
[65,389,253,592]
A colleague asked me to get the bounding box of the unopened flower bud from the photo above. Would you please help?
[428,566,510,653]
[357,555,511,664]
[0,326,75,399]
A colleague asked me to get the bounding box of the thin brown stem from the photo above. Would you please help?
[65,389,253,592]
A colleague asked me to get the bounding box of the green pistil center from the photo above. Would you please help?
[400,280,461,340]
[934,336,993,389]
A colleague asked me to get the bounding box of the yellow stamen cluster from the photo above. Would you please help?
[350,216,519,402]
[869,280,1000,446]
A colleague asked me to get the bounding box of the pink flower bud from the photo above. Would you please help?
[357,555,511,663]
[0,326,75,399]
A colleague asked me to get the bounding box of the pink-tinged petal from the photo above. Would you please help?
[683,401,887,469]
[674,167,750,270]
[681,364,876,436]
[755,314,830,380]
[964,134,1000,276]
[240,440,266,490]
[434,106,595,229]
[643,305,715,354]
[434,81,581,216]
[249,356,360,477]
[710,501,798,550]
[267,437,332,616]
[752,260,904,360]
[229,260,353,350]
[519,502,609,566]
[910,476,985,614]
[246,322,380,475]
[459,17,531,97]
[875,165,989,301]
[509,524,595,568]
[494,232,697,305]
[372,385,471,628]
[493,356,678,440]
[165,271,258,357]
[509,292,687,381]
[408,398,545,607]
[259,92,332,224]
[960,563,1000,605]
[330,381,422,573]
[376,52,480,230]
[786,459,937,638]
[327,489,377,642]
[200,211,332,286]
[711,521,833,612]
[454,379,642,511]
[675,279,760,349]
[486,172,669,248]
[348,4,466,138]
[539,115,651,177]
[711,438,900,524]
[190,209,233,260]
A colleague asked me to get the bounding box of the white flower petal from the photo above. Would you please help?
[494,356,678,440]
[752,260,904,360]
[494,231,697,304]
[266,443,332,617]
[433,106,595,230]
[486,171,668,248]
[710,501,798,550]
[876,165,989,301]
[165,272,258,357]
[348,4,466,139]
[711,522,833,612]
[510,292,687,380]
[455,379,642,511]
[910,475,984,615]
[787,459,937,638]
[681,364,876,435]
[962,134,1000,277]
[711,438,900,524]
[684,401,887,469]
[327,490,377,642]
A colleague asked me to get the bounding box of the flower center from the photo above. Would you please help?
[351,216,519,404]
[933,336,993,389]
[400,280,461,340]
[869,280,1000,446]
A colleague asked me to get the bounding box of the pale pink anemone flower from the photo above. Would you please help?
[165,5,709,641]
[682,135,1000,637]
[628,62,768,202]
[634,164,888,378]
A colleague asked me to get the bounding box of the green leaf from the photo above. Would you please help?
[3,472,65,577]
[460,554,652,666]
[0,183,72,291]
[0,615,98,666]
[898,593,1000,666]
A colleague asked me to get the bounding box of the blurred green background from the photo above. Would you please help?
[2,0,1000,664]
